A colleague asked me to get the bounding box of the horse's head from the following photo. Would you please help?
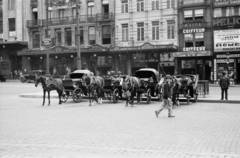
[35,76,41,87]
[122,76,132,92]
[82,74,91,87]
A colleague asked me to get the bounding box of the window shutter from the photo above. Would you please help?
[167,0,170,9]
[152,1,155,10]
[126,28,129,41]
[156,26,159,40]
[171,0,175,9]
[126,4,128,12]
[121,4,124,13]
[141,2,144,11]
[152,27,155,40]
[156,1,159,10]
[122,28,125,41]
[172,25,174,39]
[137,3,140,11]
[137,28,140,41]
[141,28,144,41]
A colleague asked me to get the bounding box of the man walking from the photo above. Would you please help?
[219,72,230,100]
[155,75,175,118]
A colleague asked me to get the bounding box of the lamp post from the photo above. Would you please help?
[45,0,50,76]
[226,52,229,77]
[76,0,81,70]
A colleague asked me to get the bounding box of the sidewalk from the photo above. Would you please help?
[19,84,240,104]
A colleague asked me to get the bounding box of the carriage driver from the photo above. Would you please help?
[155,74,175,118]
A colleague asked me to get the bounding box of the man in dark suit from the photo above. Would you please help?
[155,75,175,118]
[219,72,230,100]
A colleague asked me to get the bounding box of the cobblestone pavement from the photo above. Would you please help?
[0,82,240,158]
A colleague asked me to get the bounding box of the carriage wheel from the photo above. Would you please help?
[61,91,69,103]
[146,89,151,104]
[72,88,83,103]
[113,89,119,103]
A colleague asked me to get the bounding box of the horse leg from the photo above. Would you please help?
[125,96,129,107]
[48,91,50,106]
[42,90,46,106]
[58,90,62,105]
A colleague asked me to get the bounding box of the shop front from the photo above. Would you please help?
[173,51,213,80]
[213,29,240,84]
[112,43,177,76]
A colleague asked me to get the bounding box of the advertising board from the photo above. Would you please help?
[214,29,240,52]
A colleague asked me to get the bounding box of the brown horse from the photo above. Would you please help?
[122,76,141,107]
[82,74,105,106]
[35,76,63,106]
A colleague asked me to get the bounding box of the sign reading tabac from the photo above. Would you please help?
[214,0,240,7]
[214,29,240,52]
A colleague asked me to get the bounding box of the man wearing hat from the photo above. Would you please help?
[219,72,230,100]
[155,74,175,118]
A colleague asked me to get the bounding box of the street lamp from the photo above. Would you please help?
[45,0,50,76]
[76,0,82,70]
[226,52,229,77]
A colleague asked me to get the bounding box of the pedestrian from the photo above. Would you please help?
[219,72,230,100]
[155,74,175,118]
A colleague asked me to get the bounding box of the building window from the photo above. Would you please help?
[9,18,15,36]
[167,0,175,9]
[137,22,144,41]
[184,9,204,22]
[55,29,62,46]
[184,33,204,48]
[122,24,129,41]
[89,26,96,45]
[102,25,111,44]
[137,0,144,12]
[152,1,159,10]
[75,27,84,46]
[0,21,3,35]
[121,0,128,13]
[65,28,72,46]
[167,21,175,39]
[152,21,159,40]
[8,0,15,10]
[59,9,65,18]
[214,8,222,18]
[88,2,95,17]
[72,8,76,16]
[33,32,40,48]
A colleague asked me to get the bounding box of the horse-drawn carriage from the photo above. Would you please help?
[20,70,45,83]
[174,74,199,104]
[102,76,122,103]
[134,68,160,104]
[61,70,93,103]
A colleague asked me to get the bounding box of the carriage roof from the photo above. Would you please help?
[135,68,159,82]
[69,70,93,79]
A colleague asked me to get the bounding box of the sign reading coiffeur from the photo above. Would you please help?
[213,0,240,7]
[183,28,205,34]
[214,29,240,52]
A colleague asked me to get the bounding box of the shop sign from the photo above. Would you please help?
[216,54,240,58]
[173,51,212,57]
[216,59,234,63]
[160,52,174,62]
[88,44,108,52]
[212,17,240,27]
[184,22,204,28]
[183,47,205,52]
[214,29,240,52]
[48,46,76,54]
[213,0,240,7]
[17,49,45,55]
[41,38,53,47]
[183,28,205,34]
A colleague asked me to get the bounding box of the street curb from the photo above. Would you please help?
[19,94,240,104]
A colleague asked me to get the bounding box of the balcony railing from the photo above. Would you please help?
[42,15,97,27]
[96,13,114,21]
[27,20,41,27]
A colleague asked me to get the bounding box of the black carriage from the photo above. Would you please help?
[61,70,93,103]
[135,68,160,104]
[102,76,122,103]
[20,70,45,83]
[174,74,199,104]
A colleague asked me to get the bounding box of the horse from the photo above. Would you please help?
[82,74,105,106]
[155,76,182,106]
[122,76,141,107]
[35,76,63,106]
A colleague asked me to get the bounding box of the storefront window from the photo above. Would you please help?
[216,59,234,80]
